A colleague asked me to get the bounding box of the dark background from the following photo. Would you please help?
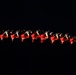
[0,0,76,75]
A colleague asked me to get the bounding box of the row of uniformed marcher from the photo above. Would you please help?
[0,30,76,44]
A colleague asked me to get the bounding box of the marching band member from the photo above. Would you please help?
[69,36,76,45]
[20,30,30,42]
[49,32,59,44]
[59,33,69,44]
[69,36,74,45]
[20,34,25,42]
[31,30,40,43]
[39,31,49,43]
[59,33,65,44]
[10,30,19,41]
[0,30,10,40]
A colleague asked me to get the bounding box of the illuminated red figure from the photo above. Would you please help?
[50,33,59,44]
[59,34,69,44]
[0,34,4,41]
[69,36,76,45]
[31,31,39,43]
[69,37,74,45]
[0,30,9,41]
[10,34,19,41]
[39,31,48,43]
[10,31,19,41]
[20,31,30,42]
[39,34,46,43]
[0,30,4,41]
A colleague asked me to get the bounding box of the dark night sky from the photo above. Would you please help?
[0,0,75,33]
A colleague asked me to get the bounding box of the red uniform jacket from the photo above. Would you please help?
[50,35,58,44]
[39,34,48,43]
[69,37,76,45]
[60,37,68,44]
[31,33,39,43]
[20,33,30,42]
